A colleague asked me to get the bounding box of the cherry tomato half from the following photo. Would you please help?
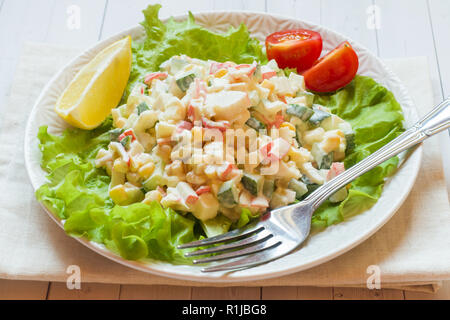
[303,41,359,92]
[265,29,323,73]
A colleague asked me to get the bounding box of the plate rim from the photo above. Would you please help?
[23,10,423,283]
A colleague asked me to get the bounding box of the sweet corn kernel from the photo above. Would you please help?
[166,160,184,177]
[142,190,163,204]
[191,126,203,141]
[128,155,141,173]
[138,162,155,180]
[126,172,140,185]
[322,136,341,153]
[109,185,128,204]
[113,158,128,174]
[186,171,207,185]
[335,130,345,138]
[115,118,126,128]
[288,146,312,165]
[280,122,295,131]
[261,79,275,93]
[204,165,217,179]
[214,68,228,78]
[157,144,172,163]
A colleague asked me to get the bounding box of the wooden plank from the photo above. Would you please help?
[262,286,333,300]
[45,0,107,46]
[266,0,321,24]
[428,0,449,97]
[0,0,54,59]
[267,0,377,52]
[0,0,105,112]
[0,0,54,110]
[47,282,120,300]
[100,0,150,39]
[0,279,49,300]
[375,0,450,198]
[404,281,450,300]
[375,0,443,104]
[428,0,450,196]
[261,286,297,300]
[101,0,214,39]
[321,0,378,53]
[120,285,191,300]
[159,0,213,16]
[212,0,266,11]
[191,287,261,300]
[333,287,404,300]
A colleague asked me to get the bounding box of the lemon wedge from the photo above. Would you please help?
[55,36,132,130]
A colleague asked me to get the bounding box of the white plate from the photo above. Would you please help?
[24,11,421,283]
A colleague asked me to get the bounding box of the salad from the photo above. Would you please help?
[97,54,353,224]
[36,4,404,263]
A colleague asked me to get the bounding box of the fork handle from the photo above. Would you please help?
[307,97,450,210]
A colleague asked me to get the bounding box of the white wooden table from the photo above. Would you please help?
[0,0,449,300]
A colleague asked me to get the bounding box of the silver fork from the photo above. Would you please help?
[178,98,450,272]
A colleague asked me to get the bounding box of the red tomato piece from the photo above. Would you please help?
[266,29,323,72]
[303,41,359,92]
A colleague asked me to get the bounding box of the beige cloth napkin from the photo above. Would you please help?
[0,43,449,294]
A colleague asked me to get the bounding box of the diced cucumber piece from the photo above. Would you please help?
[176,73,195,92]
[308,106,331,127]
[109,128,124,142]
[217,180,239,208]
[126,188,144,204]
[120,135,131,149]
[294,126,302,147]
[245,116,266,131]
[320,114,345,131]
[143,163,165,191]
[110,185,144,206]
[329,187,348,203]
[296,91,315,106]
[345,132,356,155]
[320,152,334,169]
[137,102,150,115]
[300,176,321,199]
[319,116,334,131]
[288,179,308,199]
[311,143,333,169]
[286,104,314,121]
[253,64,262,82]
[241,173,263,196]
[311,143,325,166]
[301,175,314,185]
[263,179,275,198]
[200,214,232,238]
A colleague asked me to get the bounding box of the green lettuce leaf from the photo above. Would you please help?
[123,3,267,101]
[200,214,233,238]
[36,122,200,263]
[311,75,404,230]
[235,208,260,229]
